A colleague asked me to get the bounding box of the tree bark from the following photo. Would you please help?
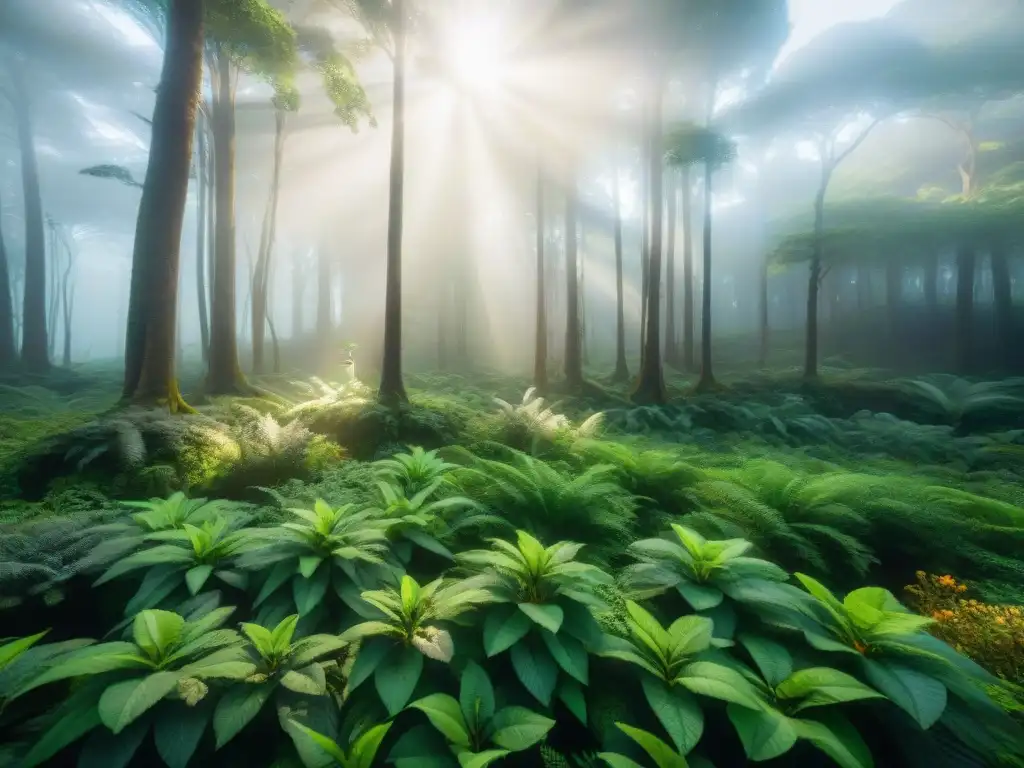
[954,246,975,374]
[251,109,286,374]
[378,0,408,404]
[680,166,695,372]
[292,255,305,337]
[61,243,73,366]
[885,260,902,333]
[612,165,629,382]
[9,60,49,372]
[0,211,15,367]
[206,45,246,394]
[121,0,202,410]
[991,246,1013,366]
[665,169,677,367]
[639,104,650,356]
[696,158,716,391]
[804,178,828,380]
[533,160,547,392]
[632,76,667,404]
[564,163,584,390]
[195,109,210,362]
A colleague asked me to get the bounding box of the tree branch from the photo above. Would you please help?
[830,115,885,168]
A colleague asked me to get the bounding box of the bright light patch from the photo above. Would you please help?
[449,15,504,92]
[92,2,159,48]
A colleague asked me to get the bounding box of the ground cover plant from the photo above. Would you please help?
[2,364,1024,767]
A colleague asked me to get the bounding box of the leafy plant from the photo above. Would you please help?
[373,447,458,496]
[284,719,392,768]
[899,375,1024,428]
[493,388,604,445]
[341,574,493,714]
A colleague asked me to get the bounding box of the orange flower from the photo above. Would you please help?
[937,575,956,588]
[854,641,868,654]
[956,584,968,593]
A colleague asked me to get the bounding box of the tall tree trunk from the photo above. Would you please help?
[991,246,1013,366]
[639,106,650,355]
[533,160,547,392]
[0,211,14,367]
[122,0,202,410]
[696,158,716,391]
[633,76,667,404]
[856,263,872,313]
[579,224,588,367]
[252,109,286,374]
[9,61,48,372]
[922,252,938,310]
[316,246,331,338]
[665,169,677,367]
[292,255,304,337]
[804,175,829,380]
[61,243,73,366]
[564,164,583,390]
[47,226,59,361]
[206,46,246,394]
[196,110,210,362]
[885,260,902,333]
[378,0,408,404]
[612,166,629,382]
[680,167,695,372]
[954,247,975,374]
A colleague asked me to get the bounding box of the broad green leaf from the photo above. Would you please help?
[792,713,873,768]
[179,647,256,680]
[154,701,211,768]
[98,671,182,733]
[483,606,532,657]
[777,668,884,711]
[214,683,273,748]
[870,613,935,637]
[794,574,847,629]
[241,623,276,657]
[803,632,860,655]
[286,720,348,764]
[77,718,149,768]
[255,561,293,607]
[540,630,588,685]
[348,637,392,691]
[15,642,146,696]
[134,610,186,662]
[727,704,797,761]
[597,754,647,768]
[0,631,48,670]
[861,659,946,729]
[298,555,323,579]
[615,722,689,768]
[20,681,106,768]
[291,635,349,668]
[676,662,763,711]
[352,722,394,768]
[185,565,214,596]
[293,567,330,616]
[677,582,723,611]
[459,660,495,730]
[519,603,564,634]
[271,615,300,652]
[560,600,606,647]
[376,644,424,715]
[666,616,713,657]
[410,693,472,746]
[625,601,671,656]
[510,639,558,706]
[490,706,555,751]
[737,634,792,688]
[458,750,512,768]
[557,678,587,724]
[641,677,704,754]
[281,666,328,695]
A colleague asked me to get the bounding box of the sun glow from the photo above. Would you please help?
[448,14,505,92]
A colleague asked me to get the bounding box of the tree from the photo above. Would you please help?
[121,0,204,409]
[1,56,48,372]
[666,124,736,391]
[611,164,629,382]
[0,197,14,368]
[533,159,548,392]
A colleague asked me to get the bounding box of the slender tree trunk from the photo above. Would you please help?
[639,105,650,355]
[316,246,331,338]
[47,227,59,361]
[696,158,716,391]
[61,244,73,366]
[804,174,829,380]
[991,246,1013,366]
[633,76,667,404]
[954,246,975,374]
[206,46,246,394]
[680,167,695,372]
[665,169,677,367]
[612,166,629,382]
[252,109,286,374]
[196,110,210,362]
[579,224,588,368]
[922,252,938,310]
[856,263,872,313]
[378,0,408,404]
[0,212,14,368]
[9,60,49,372]
[122,0,202,410]
[292,255,304,337]
[533,160,547,392]
[885,260,902,334]
[564,163,583,390]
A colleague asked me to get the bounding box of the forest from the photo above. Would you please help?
[1,0,1024,766]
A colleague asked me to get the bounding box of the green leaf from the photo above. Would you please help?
[154,701,211,768]
[293,567,330,616]
[803,632,860,655]
[861,659,946,729]
[298,555,323,578]
[557,678,587,724]
[77,718,149,768]
[348,636,392,691]
[792,713,873,768]
[185,565,214,596]
[777,668,884,711]
[641,677,704,754]
[255,561,293,607]
[519,603,564,634]
[15,642,146,696]
[677,582,724,611]
[459,660,495,730]
[213,683,273,748]
[676,662,763,711]
[737,634,793,688]
[490,705,555,751]
[510,639,558,706]
[286,720,348,764]
[241,623,276,657]
[560,600,605,648]
[727,704,797,761]
[597,754,647,768]
[98,671,182,734]
[667,616,714,657]
[483,606,533,657]
[281,666,328,695]
[625,601,671,655]
[134,610,186,662]
[291,634,349,668]
[410,693,472,746]
[271,615,300,651]
[352,722,394,768]
[20,681,105,768]
[0,631,47,669]
[458,750,512,768]
[615,722,689,768]
[376,644,424,715]
[540,630,588,685]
